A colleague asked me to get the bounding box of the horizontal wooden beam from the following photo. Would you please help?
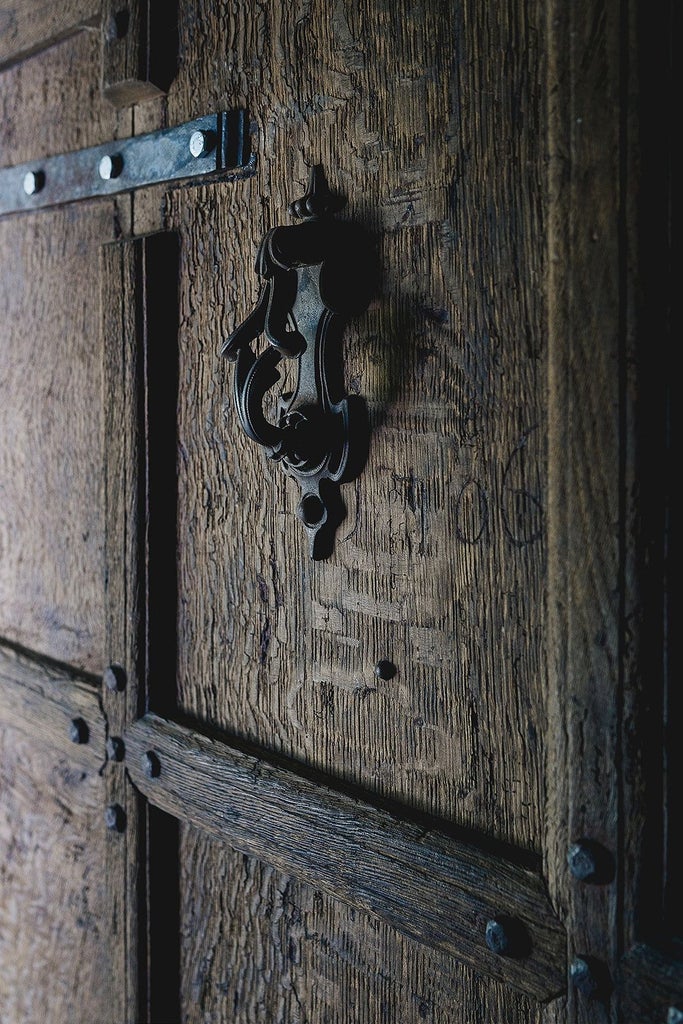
[0,641,105,773]
[125,712,567,1001]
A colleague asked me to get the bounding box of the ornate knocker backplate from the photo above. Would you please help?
[222,165,375,559]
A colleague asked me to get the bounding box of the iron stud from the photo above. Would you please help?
[106,736,125,762]
[99,153,123,180]
[23,170,45,195]
[143,751,161,778]
[69,717,89,744]
[103,664,126,692]
[104,804,126,832]
[189,129,215,158]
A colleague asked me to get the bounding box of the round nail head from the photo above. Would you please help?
[189,129,215,158]
[374,660,396,681]
[106,736,125,762]
[570,956,600,999]
[568,840,598,881]
[69,717,89,744]
[105,804,126,832]
[23,170,45,196]
[144,751,161,778]
[485,918,511,956]
[103,664,126,692]
[99,153,123,180]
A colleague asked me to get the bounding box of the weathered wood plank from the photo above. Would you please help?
[168,0,547,855]
[0,724,119,1024]
[0,641,105,772]
[545,0,630,1018]
[180,825,549,1024]
[101,236,147,1024]
[0,0,99,70]
[0,30,128,674]
[125,712,566,1001]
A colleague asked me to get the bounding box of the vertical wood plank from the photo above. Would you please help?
[545,0,631,1019]
[167,0,548,852]
[0,725,119,1024]
[101,236,146,1023]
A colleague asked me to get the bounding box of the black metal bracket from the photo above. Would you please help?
[222,165,375,559]
[0,111,251,218]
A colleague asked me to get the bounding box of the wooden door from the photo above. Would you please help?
[0,2,679,1023]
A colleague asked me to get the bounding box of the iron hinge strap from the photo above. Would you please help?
[0,110,252,218]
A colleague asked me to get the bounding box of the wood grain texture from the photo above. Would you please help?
[0,28,128,673]
[0,22,124,168]
[0,641,105,773]
[0,710,116,1023]
[166,0,547,854]
[179,823,550,1024]
[0,205,111,672]
[545,0,629,1019]
[101,236,148,1024]
[125,712,565,1000]
[0,0,99,70]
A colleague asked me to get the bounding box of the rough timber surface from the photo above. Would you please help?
[126,713,566,1001]
[168,0,547,854]
[0,0,99,70]
[0,28,124,673]
[0,671,116,1024]
[178,824,553,1024]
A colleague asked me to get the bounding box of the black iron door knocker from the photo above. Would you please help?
[222,165,375,559]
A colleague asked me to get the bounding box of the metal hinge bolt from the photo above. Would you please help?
[189,129,215,158]
[23,170,45,195]
[99,153,124,180]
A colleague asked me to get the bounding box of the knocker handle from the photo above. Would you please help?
[222,165,375,559]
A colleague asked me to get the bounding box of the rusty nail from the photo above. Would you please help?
[69,717,89,744]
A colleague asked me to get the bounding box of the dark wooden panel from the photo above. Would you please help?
[101,236,147,1023]
[0,22,123,166]
[125,712,565,1001]
[0,0,99,70]
[544,0,637,1019]
[179,824,553,1024]
[166,0,547,854]
[0,201,117,673]
[0,719,116,1023]
[0,29,125,673]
